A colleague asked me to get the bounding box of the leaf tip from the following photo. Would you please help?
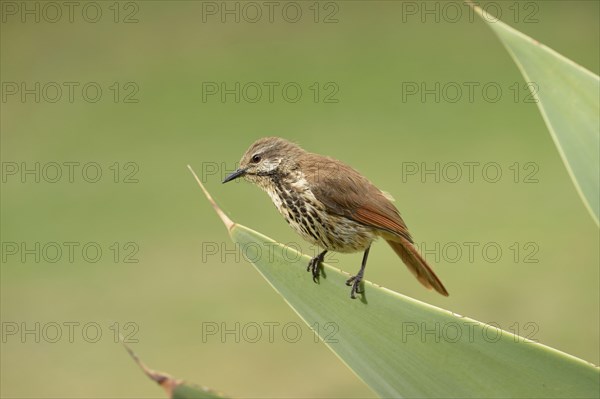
[122,341,180,396]
[187,164,235,232]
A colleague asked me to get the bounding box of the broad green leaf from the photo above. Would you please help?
[172,385,226,399]
[188,166,599,398]
[124,343,228,399]
[472,4,600,225]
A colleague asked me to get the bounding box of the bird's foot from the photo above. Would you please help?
[346,274,364,299]
[307,252,326,283]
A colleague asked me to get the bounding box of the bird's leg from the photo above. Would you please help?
[346,245,371,299]
[307,249,327,283]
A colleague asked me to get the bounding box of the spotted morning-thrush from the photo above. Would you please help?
[223,137,448,299]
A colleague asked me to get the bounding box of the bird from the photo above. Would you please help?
[222,137,448,299]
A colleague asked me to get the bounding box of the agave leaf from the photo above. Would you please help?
[124,343,228,399]
[188,166,599,398]
[471,4,600,225]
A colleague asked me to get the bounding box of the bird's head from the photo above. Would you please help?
[222,137,304,185]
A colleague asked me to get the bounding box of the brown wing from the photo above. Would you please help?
[303,155,413,243]
[303,154,449,296]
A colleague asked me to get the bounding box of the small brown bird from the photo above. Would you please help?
[223,137,448,299]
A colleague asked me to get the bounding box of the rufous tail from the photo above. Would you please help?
[386,238,449,296]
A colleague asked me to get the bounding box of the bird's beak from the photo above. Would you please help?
[222,167,247,183]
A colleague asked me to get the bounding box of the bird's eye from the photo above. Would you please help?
[251,154,261,163]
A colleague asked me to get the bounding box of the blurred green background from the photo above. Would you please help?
[1,1,598,398]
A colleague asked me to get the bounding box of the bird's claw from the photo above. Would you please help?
[345,275,364,299]
[307,256,322,283]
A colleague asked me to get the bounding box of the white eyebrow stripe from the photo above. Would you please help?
[258,143,276,154]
